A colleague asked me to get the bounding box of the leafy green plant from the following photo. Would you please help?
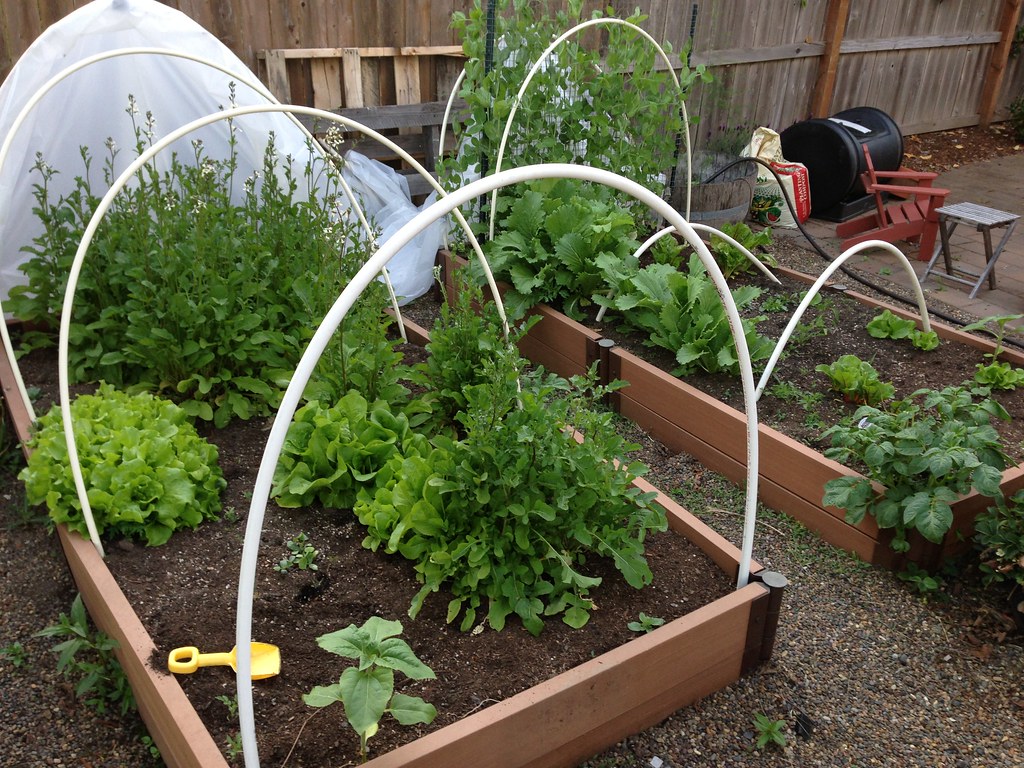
[1009,90,1024,142]
[225,733,243,760]
[815,354,895,406]
[975,490,1024,587]
[303,617,436,762]
[11,103,399,426]
[822,385,1010,552]
[866,309,940,351]
[962,313,1024,390]
[216,693,239,720]
[481,178,643,320]
[627,613,665,633]
[605,255,775,376]
[20,384,225,546]
[752,712,787,750]
[35,594,135,716]
[707,221,775,279]
[897,562,942,594]
[273,532,320,573]
[0,641,27,668]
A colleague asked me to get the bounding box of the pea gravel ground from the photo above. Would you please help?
[1,240,1022,768]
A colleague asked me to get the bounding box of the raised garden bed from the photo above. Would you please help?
[439,250,1024,571]
[2,317,785,768]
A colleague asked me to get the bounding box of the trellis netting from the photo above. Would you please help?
[0,0,439,306]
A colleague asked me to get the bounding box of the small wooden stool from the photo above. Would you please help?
[922,202,1019,299]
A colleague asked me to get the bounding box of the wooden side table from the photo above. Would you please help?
[921,202,1019,299]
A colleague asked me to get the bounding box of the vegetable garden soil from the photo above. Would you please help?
[16,343,735,766]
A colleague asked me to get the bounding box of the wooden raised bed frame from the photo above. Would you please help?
[0,317,784,768]
[440,251,1024,572]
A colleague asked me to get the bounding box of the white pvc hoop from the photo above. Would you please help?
[58,104,500,557]
[487,18,692,240]
[0,46,410,420]
[234,162,763,767]
[754,240,931,399]
[594,223,781,323]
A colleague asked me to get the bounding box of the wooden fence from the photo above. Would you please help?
[3,0,1024,139]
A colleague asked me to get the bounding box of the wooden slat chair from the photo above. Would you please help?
[835,145,951,261]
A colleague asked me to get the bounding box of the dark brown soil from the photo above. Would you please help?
[903,123,1023,173]
[16,343,733,766]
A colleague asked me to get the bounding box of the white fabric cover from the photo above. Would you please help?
[0,0,315,302]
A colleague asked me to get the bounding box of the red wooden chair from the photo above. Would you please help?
[835,145,951,261]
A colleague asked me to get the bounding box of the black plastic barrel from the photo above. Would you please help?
[779,107,903,219]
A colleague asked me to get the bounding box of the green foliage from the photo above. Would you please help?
[627,613,665,633]
[866,309,940,351]
[272,391,425,510]
[482,178,643,320]
[822,385,1010,552]
[962,313,1024,390]
[605,255,775,376]
[897,562,942,594]
[707,222,775,280]
[1009,91,1024,141]
[0,641,27,668]
[446,0,705,232]
[273,532,320,573]
[20,384,224,546]
[752,712,787,750]
[303,617,436,761]
[215,693,239,720]
[815,354,895,406]
[975,490,1024,587]
[35,594,135,716]
[11,106,399,427]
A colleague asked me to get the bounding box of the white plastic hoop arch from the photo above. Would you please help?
[487,18,692,240]
[754,240,931,399]
[57,104,501,558]
[234,162,763,767]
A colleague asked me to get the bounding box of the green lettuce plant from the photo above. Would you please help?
[20,384,224,545]
[303,617,436,762]
[866,309,940,351]
[962,313,1024,390]
[707,221,775,280]
[815,354,895,406]
[821,385,1010,552]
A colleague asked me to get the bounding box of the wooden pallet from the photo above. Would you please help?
[257,45,465,110]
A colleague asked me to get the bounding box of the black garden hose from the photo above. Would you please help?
[696,156,1024,352]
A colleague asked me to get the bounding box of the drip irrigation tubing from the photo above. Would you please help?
[698,157,1024,353]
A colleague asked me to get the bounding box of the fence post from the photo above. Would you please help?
[810,0,851,118]
[978,0,1024,127]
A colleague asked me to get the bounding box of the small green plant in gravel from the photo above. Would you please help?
[822,385,1010,552]
[866,309,940,351]
[975,489,1024,588]
[35,594,135,716]
[273,532,320,573]
[897,562,943,594]
[0,641,27,668]
[816,354,895,406]
[963,313,1024,390]
[627,613,665,633]
[752,712,787,749]
[304,617,436,762]
[20,384,225,546]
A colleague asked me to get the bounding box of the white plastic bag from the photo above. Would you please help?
[341,151,441,305]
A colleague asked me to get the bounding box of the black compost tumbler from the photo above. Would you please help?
[779,106,904,221]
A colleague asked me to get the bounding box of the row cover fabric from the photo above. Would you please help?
[0,0,439,307]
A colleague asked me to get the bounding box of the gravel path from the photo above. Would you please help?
[1,238,1022,767]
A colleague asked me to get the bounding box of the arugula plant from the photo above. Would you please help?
[815,354,895,406]
[35,594,135,716]
[303,617,436,762]
[866,309,940,351]
[273,532,320,574]
[604,254,774,376]
[822,385,1010,552]
[20,384,225,546]
[12,101,400,427]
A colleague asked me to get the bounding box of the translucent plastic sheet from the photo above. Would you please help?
[0,0,316,302]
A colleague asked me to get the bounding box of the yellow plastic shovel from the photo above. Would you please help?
[167,642,280,680]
